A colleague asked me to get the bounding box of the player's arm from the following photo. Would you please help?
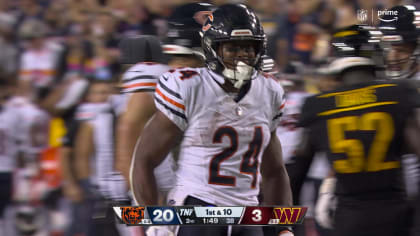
[404,109,420,159]
[401,80,420,159]
[286,129,316,204]
[261,131,292,206]
[74,121,94,182]
[59,120,84,202]
[131,110,182,205]
[60,146,84,202]
[115,92,156,182]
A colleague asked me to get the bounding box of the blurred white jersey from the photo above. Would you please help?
[76,103,128,201]
[121,62,170,93]
[121,62,175,192]
[156,68,285,206]
[19,41,62,88]
[108,93,129,116]
[5,97,50,156]
[276,92,330,178]
[276,91,309,164]
[0,102,20,172]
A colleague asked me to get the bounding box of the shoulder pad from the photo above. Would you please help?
[121,63,170,93]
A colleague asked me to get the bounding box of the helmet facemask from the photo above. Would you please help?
[378,5,420,79]
[205,39,263,89]
[200,4,267,89]
[216,40,261,88]
[382,40,419,79]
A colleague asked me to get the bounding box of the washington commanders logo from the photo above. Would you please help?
[121,207,145,225]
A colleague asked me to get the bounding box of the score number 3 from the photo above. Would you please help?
[327,112,399,173]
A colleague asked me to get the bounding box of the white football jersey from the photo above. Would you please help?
[19,41,62,88]
[5,97,50,156]
[76,103,128,201]
[276,91,310,164]
[121,62,170,93]
[121,62,176,193]
[0,103,20,172]
[156,68,285,206]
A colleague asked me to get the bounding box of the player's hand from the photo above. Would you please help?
[278,230,294,236]
[146,226,176,236]
[315,177,337,229]
[64,183,84,202]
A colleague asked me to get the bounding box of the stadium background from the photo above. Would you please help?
[0,0,419,236]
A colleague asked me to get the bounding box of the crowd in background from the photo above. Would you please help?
[0,0,419,236]
[0,0,418,86]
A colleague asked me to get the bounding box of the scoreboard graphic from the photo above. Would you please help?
[113,206,307,226]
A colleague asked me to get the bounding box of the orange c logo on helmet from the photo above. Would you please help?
[202,13,214,32]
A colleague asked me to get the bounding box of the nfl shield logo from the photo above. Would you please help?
[357,9,368,23]
[121,207,145,225]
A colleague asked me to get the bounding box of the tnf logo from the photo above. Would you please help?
[357,9,368,23]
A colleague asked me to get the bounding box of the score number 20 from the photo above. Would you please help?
[152,209,174,223]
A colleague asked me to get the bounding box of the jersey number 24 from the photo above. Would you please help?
[209,126,263,188]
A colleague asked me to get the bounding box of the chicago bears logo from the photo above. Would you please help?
[202,13,214,32]
[121,207,145,225]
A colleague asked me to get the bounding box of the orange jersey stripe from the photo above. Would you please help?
[155,88,185,110]
[124,82,157,89]
[279,103,286,110]
[19,70,56,76]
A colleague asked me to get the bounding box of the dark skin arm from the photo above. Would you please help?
[74,122,94,180]
[131,111,183,205]
[261,132,293,206]
[286,128,316,205]
[60,146,83,202]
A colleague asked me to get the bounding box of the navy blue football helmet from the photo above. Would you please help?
[163,3,214,59]
[201,4,266,77]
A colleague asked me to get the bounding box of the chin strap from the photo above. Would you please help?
[222,61,254,88]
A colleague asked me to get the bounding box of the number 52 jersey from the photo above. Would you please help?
[155,67,285,206]
[299,80,420,197]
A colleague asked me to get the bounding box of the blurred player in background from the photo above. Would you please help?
[275,63,330,236]
[0,78,21,235]
[116,2,214,197]
[117,4,214,236]
[379,5,420,235]
[380,5,419,81]
[132,4,293,236]
[73,79,130,236]
[289,24,420,236]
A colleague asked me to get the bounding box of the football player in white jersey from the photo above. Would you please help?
[131,4,292,236]
[116,35,171,186]
[73,80,132,236]
[116,3,215,195]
